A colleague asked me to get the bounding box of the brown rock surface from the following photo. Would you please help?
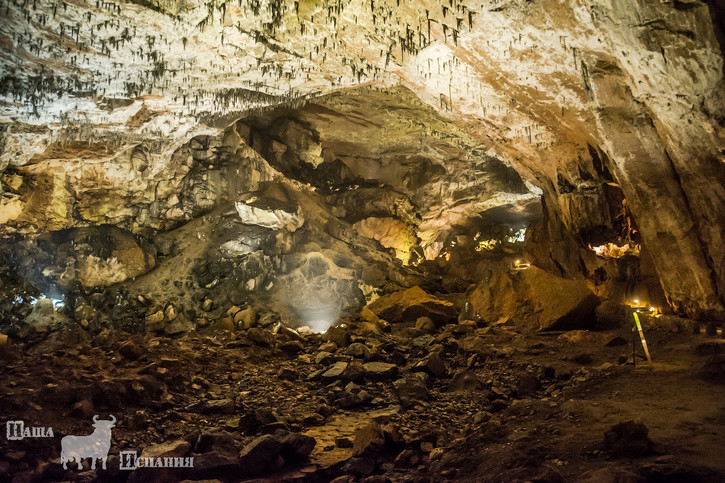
[469,265,600,331]
[368,286,457,325]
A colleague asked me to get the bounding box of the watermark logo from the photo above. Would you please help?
[119,451,194,470]
[6,420,54,440]
[61,415,116,470]
[6,414,193,471]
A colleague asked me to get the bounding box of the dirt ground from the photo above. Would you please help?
[461,327,725,482]
[1,315,724,482]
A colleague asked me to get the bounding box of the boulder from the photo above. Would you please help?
[201,298,214,312]
[367,286,457,325]
[314,351,335,365]
[145,310,165,332]
[216,316,236,332]
[412,352,447,378]
[351,421,401,458]
[202,399,235,414]
[279,340,304,353]
[604,421,653,457]
[517,372,541,397]
[321,361,349,380]
[118,341,144,360]
[322,360,364,382]
[362,362,398,381]
[238,409,278,435]
[234,196,303,232]
[393,373,429,407]
[140,440,190,459]
[446,370,485,392]
[190,450,241,478]
[238,434,283,475]
[336,383,372,408]
[25,299,69,327]
[342,457,376,476]
[278,431,316,462]
[469,265,600,332]
[277,367,299,380]
[234,307,257,329]
[698,354,725,382]
[346,342,373,360]
[323,326,351,347]
[164,305,177,321]
[165,313,193,336]
[360,306,382,325]
[595,301,630,329]
[415,316,436,333]
[187,431,240,478]
[246,328,274,346]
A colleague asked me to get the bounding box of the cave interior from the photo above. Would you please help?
[1,0,725,481]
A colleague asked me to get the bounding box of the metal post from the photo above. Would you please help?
[633,311,652,362]
[632,324,636,368]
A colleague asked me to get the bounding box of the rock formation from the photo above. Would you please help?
[2,0,723,318]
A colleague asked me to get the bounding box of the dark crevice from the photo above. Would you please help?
[705,0,725,72]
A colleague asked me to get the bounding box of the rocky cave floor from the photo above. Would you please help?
[1,301,725,483]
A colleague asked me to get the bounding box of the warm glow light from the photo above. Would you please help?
[589,242,640,258]
[626,299,655,312]
[475,239,498,252]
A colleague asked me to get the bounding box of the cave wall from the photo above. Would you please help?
[441,0,725,319]
[1,0,723,317]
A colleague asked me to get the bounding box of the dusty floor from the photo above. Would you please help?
[1,316,724,482]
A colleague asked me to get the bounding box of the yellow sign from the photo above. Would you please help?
[633,312,652,362]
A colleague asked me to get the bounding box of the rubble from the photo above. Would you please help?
[0,307,722,481]
[0,214,715,477]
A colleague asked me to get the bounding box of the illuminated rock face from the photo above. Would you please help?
[1,0,724,317]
